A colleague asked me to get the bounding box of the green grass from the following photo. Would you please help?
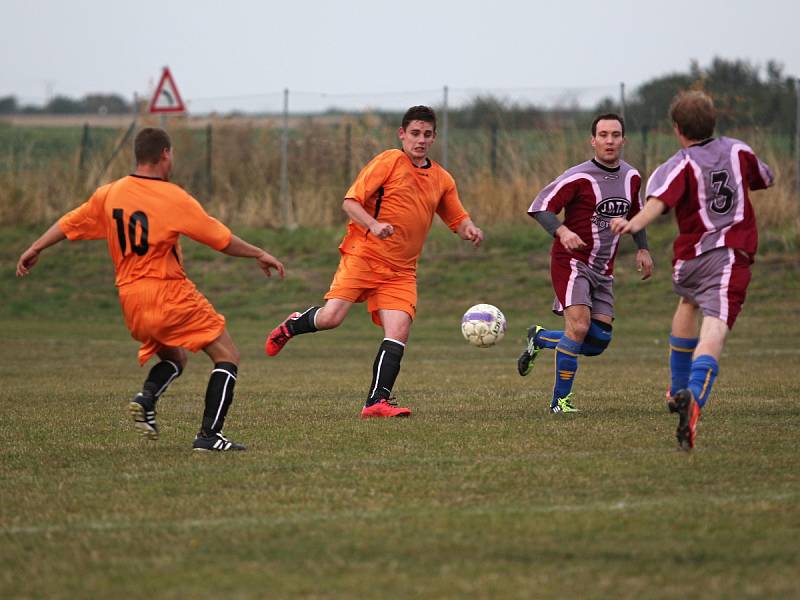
[1,224,799,598]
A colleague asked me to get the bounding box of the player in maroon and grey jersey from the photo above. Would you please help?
[518,113,654,414]
[612,90,775,450]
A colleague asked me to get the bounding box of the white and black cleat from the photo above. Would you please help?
[129,392,158,440]
[192,432,247,452]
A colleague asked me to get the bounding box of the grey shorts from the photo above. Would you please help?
[672,247,752,329]
[551,258,615,318]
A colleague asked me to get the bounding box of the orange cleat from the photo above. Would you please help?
[667,389,701,450]
[265,311,301,356]
[360,398,412,418]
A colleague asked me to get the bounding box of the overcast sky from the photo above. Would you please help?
[2,0,798,113]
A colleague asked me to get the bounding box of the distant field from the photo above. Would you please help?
[2,224,799,598]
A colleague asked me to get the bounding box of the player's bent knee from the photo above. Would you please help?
[580,319,613,356]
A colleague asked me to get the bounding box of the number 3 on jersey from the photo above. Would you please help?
[709,170,735,215]
[112,209,149,255]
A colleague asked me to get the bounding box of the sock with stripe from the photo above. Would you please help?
[365,339,405,407]
[201,362,238,435]
[552,336,581,408]
[286,306,321,336]
[687,354,718,409]
[142,360,182,402]
[534,328,562,350]
[669,336,698,396]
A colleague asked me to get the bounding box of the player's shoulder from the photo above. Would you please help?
[619,160,641,178]
[372,148,406,166]
[428,158,456,183]
[555,160,599,184]
[718,135,755,155]
[658,147,691,172]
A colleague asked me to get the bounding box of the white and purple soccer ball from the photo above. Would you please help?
[461,304,507,348]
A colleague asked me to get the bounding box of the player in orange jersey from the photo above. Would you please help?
[16,127,285,451]
[265,106,483,418]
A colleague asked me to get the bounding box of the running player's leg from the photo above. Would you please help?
[265,298,354,356]
[147,347,187,398]
[518,259,571,376]
[266,252,367,357]
[193,329,246,451]
[130,347,186,440]
[668,314,723,451]
[687,315,726,408]
[580,273,614,357]
[551,304,589,413]
[362,273,416,418]
[686,248,749,410]
[361,309,412,418]
[668,249,747,449]
[669,298,700,396]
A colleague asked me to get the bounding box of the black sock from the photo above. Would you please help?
[142,360,182,401]
[201,362,238,435]
[365,339,405,407]
[286,306,320,336]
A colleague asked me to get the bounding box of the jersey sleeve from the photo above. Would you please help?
[528,171,581,215]
[344,151,400,205]
[740,148,775,191]
[58,185,110,241]
[175,191,232,251]
[646,154,690,210]
[435,174,469,231]
[627,173,643,218]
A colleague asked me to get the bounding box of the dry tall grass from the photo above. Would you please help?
[1,117,797,247]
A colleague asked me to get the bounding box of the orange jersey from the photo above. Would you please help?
[59,175,232,287]
[339,149,469,271]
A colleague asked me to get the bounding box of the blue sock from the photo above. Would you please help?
[669,336,698,396]
[552,336,581,407]
[534,328,562,350]
[688,355,718,409]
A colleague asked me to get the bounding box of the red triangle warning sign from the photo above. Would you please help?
[149,67,186,113]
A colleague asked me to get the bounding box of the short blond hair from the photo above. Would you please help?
[669,91,716,141]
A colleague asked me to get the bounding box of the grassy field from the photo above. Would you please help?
[1,223,799,598]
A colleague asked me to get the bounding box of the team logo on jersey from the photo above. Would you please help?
[596,197,630,218]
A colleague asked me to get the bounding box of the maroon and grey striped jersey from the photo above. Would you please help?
[528,159,642,276]
[646,136,774,263]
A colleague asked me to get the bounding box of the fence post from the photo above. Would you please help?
[490,123,498,176]
[280,87,292,228]
[344,122,352,185]
[94,119,137,188]
[77,122,90,187]
[795,78,800,196]
[206,123,213,200]
[442,85,449,169]
[641,125,648,177]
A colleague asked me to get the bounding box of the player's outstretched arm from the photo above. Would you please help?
[610,197,666,235]
[16,222,67,277]
[456,218,483,247]
[221,235,285,278]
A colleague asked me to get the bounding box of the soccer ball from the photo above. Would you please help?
[461,304,507,348]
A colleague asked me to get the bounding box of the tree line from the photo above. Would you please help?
[1,58,796,131]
